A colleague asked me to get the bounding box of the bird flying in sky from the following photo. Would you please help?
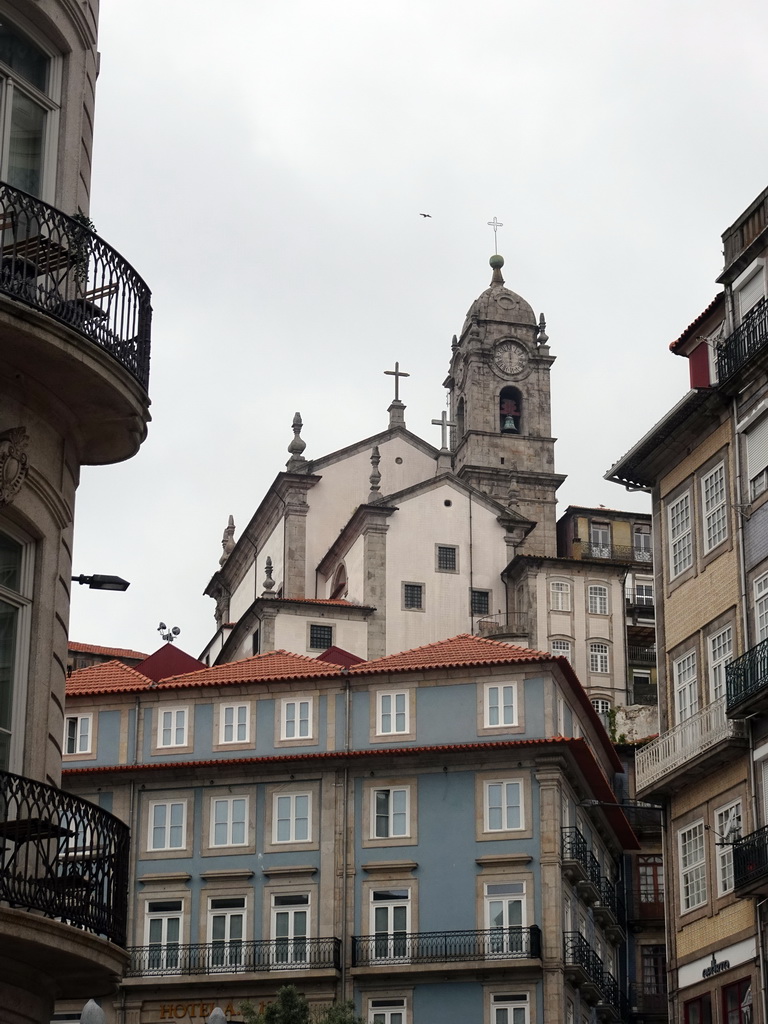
[419,213,432,218]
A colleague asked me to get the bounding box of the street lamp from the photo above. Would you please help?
[71,574,130,592]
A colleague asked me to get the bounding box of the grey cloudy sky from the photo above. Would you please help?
[69,0,768,658]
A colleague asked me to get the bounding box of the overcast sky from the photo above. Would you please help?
[68,0,768,659]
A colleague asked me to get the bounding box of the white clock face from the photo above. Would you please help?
[493,341,528,377]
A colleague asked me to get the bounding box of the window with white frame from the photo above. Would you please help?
[157,708,188,748]
[708,626,733,702]
[551,639,571,662]
[369,999,406,1024]
[274,792,310,843]
[281,698,313,740]
[591,698,611,716]
[590,522,611,557]
[0,20,60,200]
[679,821,707,911]
[668,492,693,578]
[716,800,742,895]
[756,573,768,642]
[674,651,699,723]
[588,585,608,615]
[371,889,410,961]
[145,898,182,971]
[747,418,768,500]
[149,800,186,851]
[208,896,245,968]
[490,993,530,1024]
[634,525,652,562]
[485,780,523,832]
[485,683,517,727]
[702,462,728,552]
[272,893,310,964]
[64,713,91,755]
[0,526,32,773]
[735,259,766,322]
[211,797,248,847]
[377,691,408,735]
[589,642,609,673]
[372,787,409,839]
[220,703,249,744]
[633,579,654,606]
[436,544,458,572]
[550,580,571,611]
[485,882,526,955]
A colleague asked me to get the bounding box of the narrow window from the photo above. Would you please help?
[209,896,245,968]
[149,801,186,851]
[282,698,312,740]
[709,627,733,702]
[716,800,742,895]
[158,708,188,748]
[668,493,693,577]
[146,898,182,971]
[756,573,768,642]
[589,642,609,673]
[702,463,728,552]
[485,683,517,727]
[674,652,698,723]
[377,692,409,735]
[272,893,310,965]
[274,792,310,843]
[588,585,608,615]
[590,523,611,558]
[499,387,522,433]
[634,525,652,562]
[211,797,248,847]
[220,703,249,744]
[64,714,92,754]
[485,780,522,831]
[370,889,410,961]
[471,589,490,616]
[373,787,409,838]
[550,581,571,611]
[679,821,706,911]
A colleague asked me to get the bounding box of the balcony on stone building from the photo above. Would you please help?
[127,936,342,977]
[628,982,668,1019]
[1,181,152,464]
[563,932,604,1003]
[475,612,528,644]
[717,298,768,384]
[579,541,652,565]
[0,769,129,995]
[733,825,768,898]
[350,926,541,970]
[726,637,768,718]
[561,827,602,903]
[635,697,748,796]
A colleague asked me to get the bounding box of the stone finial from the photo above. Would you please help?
[451,333,458,351]
[489,253,505,286]
[537,313,549,346]
[506,475,520,509]
[219,514,236,566]
[80,1001,106,1024]
[286,412,307,469]
[368,445,382,502]
[207,1010,227,1024]
[262,556,275,596]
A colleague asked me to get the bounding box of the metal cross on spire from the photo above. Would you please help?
[384,361,410,402]
[431,409,456,450]
[487,216,503,255]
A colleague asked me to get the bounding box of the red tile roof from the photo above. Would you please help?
[69,641,148,660]
[350,633,552,675]
[66,660,153,695]
[669,293,724,352]
[157,649,343,689]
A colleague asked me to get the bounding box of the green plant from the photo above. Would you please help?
[241,989,363,1024]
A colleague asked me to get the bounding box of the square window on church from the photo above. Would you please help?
[402,583,424,611]
[470,589,490,616]
[308,624,333,650]
[435,545,459,572]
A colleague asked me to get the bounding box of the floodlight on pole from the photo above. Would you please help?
[72,574,130,592]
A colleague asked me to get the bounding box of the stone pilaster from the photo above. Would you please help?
[362,513,391,659]
[535,762,566,1021]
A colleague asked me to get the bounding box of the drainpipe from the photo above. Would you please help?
[341,669,351,1000]
[468,493,474,631]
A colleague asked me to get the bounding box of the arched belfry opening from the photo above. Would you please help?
[331,563,348,599]
[500,386,522,434]
[456,396,465,438]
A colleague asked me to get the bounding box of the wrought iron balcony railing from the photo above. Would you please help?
[351,926,541,966]
[635,697,747,792]
[0,181,151,389]
[726,637,768,716]
[717,298,768,383]
[561,828,602,890]
[627,645,657,665]
[626,885,665,921]
[0,768,129,945]
[582,543,652,565]
[625,590,655,610]
[628,982,668,1015]
[127,937,342,977]
[733,824,768,894]
[563,931,604,990]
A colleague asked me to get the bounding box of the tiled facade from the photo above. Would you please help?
[608,185,768,1024]
[60,635,637,1024]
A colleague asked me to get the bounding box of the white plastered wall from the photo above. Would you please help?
[274,613,368,658]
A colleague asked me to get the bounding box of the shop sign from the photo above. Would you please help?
[702,955,731,979]
[159,1003,239,1020]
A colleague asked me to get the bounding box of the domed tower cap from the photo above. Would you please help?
[489,254,505,285]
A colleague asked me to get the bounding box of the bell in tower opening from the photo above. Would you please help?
[500,386,522,433]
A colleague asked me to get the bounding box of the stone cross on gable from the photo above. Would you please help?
[384,361,409,402]
[431,409,456,450]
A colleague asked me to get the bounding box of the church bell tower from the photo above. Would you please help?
[445,254,565,556]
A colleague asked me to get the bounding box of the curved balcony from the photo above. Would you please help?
[0,769,129,946]
[0,181,151,390]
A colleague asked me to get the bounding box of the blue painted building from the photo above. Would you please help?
[60,634,636,1024]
